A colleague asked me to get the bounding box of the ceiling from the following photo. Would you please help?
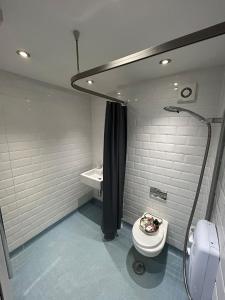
[78,34,225,96]
[1,0,225,91]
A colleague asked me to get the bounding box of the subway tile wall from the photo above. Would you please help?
[91,99,106,201]
[212,71,225,300]
[123,66,224,250]
[0,70,93,252]
[91,66,225,250]
[124,112,218,250]
[212,145,225,300]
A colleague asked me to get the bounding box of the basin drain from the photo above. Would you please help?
[132,261,145,275]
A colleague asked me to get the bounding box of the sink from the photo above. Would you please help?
[80,168,103,190]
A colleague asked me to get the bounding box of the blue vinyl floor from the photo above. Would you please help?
[11,200,187,300]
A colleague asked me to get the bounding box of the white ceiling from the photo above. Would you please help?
[78,34,225,95]
[1,0,225,91]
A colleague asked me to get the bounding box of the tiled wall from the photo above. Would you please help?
[0,70,93,251]
[211,71,225,300]
[91,99,105,168]
[212,148,225,300]
[91,66,225,250]
[91,99,106,201]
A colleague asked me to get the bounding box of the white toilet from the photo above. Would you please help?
[132,216,168,257]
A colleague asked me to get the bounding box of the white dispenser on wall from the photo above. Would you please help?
[188,220,219,300]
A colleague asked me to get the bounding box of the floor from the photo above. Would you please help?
[11,200,187,300]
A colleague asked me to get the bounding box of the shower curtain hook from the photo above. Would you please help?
[73,30,80,73]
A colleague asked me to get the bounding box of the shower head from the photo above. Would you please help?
[164,106,181,113]
[163,106,209,124]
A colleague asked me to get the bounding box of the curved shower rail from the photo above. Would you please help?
[71,21,225,104]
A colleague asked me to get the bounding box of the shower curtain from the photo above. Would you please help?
[102,101,127,240]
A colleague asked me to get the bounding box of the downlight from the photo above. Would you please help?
[16,50,30,59]
[159,58,171,65]
[86,80,94,85]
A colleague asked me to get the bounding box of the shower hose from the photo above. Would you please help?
[183,122,211,300]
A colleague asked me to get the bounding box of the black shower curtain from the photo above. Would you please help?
[102,101,127,240]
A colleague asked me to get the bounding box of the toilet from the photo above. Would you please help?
[132,216,168,257]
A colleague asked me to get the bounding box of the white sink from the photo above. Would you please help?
[80,168,103,190]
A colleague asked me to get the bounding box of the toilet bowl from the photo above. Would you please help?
[132,216,168,257]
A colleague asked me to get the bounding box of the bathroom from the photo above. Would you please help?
[0,1,225,300]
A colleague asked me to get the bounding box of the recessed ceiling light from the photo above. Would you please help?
[174,87,178,91]
[16,49,30,59]
[117,92,121,95]
[86,79,94,85]
[173,82,178,86]
[159,58,171,65]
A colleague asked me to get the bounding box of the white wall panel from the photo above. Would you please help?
[211,68,225,300]
[0,70,93,251]
[91,66,224,250]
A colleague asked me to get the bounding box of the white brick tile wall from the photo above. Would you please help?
[124,112,217,250]
[0,70,93,252]
[122,67,225,250]
[91,66,225,251]
[211,69,225,299]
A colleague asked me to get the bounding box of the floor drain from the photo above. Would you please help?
[132,261,145,275]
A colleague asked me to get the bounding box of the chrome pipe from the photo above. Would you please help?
[164,106,211,299]
[73,30,80,74]
[206,110,225,220]
[183,123,211,300]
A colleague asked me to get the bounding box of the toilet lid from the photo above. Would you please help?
[132,218,164,249]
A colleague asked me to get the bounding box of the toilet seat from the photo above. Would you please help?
[132,218,164,249]
[132,216,168,257]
